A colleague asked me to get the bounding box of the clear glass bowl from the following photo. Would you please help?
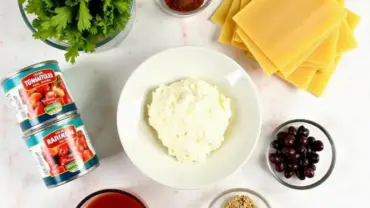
[266,119,336,190]
[19,1,136,52]
[76,189,147,208]
[155,0,213,17]
[208,188,272,208]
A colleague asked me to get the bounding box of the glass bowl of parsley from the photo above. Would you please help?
[19,0,136,64]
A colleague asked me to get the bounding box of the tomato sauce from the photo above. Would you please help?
[164,0,204,12]
[87,192,145,208]
[77,190,146,208]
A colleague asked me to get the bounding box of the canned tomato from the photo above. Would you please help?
[1,60,77,131]
[24,112,99,188]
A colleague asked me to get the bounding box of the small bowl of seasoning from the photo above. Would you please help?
[267,119,336,190]
[155,0,213,17]
[208,188,271,208]
[76,189,147,208]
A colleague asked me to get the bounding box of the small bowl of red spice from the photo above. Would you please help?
[76,189,147,208]
[155,0,213,17]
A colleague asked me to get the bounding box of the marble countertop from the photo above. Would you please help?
[1,0,370,207]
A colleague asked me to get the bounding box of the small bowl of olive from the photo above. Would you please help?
[266,119,336,190]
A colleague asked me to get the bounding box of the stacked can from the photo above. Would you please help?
[1,60,99,188]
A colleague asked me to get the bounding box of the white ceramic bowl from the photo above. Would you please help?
[117,46,261,189]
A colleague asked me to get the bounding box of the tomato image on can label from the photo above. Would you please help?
[1,61,77,131]
[25,114,99,188]
[22,71,72,117]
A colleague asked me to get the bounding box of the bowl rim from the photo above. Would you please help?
[18,0,135,51]
[154,0,213,17]
[266,119,336,190]
[75,189,148,208]
[208,188,272,208]
[116,46,262,189]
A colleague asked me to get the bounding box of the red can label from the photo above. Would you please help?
[20,70,73,118]
[22,69,56,90]
[39,126,95,176]
[25,116,99,187]
[44,126,76,148]
[2,61,78,131]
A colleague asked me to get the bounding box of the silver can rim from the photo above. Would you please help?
[1,60,58,85]
[23,111,80,138]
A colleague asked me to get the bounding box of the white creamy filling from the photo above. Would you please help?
[148,79,232,162]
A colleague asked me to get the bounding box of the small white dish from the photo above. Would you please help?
[208,188,271,208]
[117,46,261,189]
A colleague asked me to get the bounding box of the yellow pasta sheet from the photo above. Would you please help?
[276,67,318,90]
[217,0,358,56]
[304,28,339,70]
[233,0,346,76]
[244,13,357,71]
[308,56,342,96]
[236,28,328,76]
[231,40,248,51]
[233,0,252,43]
[218,0,241,44]
[307,9,360,96]
[235,8,358,69]
[211,0,233,26]
[304,8,358,70]
[347,9,361,29]
[307,9,359,70]
[337,19,358,53]
[300,62,319,68]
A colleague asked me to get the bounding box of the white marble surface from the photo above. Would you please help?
[0,0,370,207]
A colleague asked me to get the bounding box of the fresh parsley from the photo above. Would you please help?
[20,0,132,63]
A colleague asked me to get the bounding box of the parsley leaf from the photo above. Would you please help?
[104,0,112,11]
[84,36,96,53]
[33,26,58,40]
[42,0,53,8]
[25,0,46,18]
[113,12,129,30]
[51,7,73,31]
[90,25,98,34]
[21,0,133,63]
[77,0,92,31]
[32,18,43,28]
[66,0,79,6]
[113,0,130,13]
[65,44,79,64]
[95,15,108,35]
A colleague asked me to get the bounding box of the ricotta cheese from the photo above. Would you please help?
[147,79,232,162]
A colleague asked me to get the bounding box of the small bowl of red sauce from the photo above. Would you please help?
[155,0,213,17]
[76,189,147,208]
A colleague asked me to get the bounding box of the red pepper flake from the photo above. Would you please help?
[164,0,205,12]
